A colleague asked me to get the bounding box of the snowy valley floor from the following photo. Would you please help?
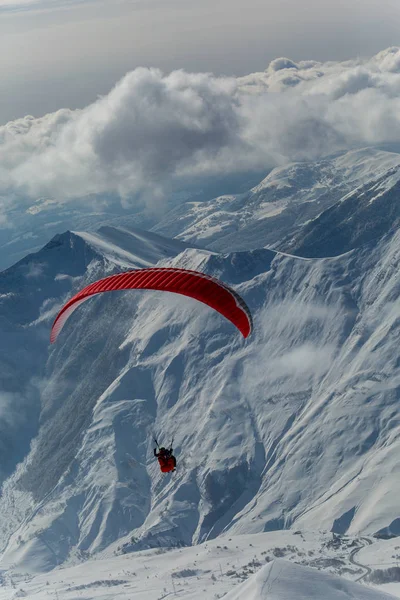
[1,531,400,599]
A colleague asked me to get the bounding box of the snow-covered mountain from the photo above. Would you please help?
[285,162,400,257]
[0,532,398,599]
[153,148,400,253]
[0,216,399,568]
[0,171,263,273]
[0,195,155,273]
[223,559,395,600]
[0,226,196,556]
[1,145,400,598]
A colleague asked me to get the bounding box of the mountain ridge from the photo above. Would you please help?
[0,220,399,574]
[0,145,399,600]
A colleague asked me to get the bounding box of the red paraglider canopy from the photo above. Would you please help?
[50,267,253,343]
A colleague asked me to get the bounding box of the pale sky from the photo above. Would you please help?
[1,0,400,124]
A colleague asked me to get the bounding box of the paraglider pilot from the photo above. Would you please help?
[154,445,176,473]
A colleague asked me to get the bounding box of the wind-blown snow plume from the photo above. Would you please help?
[3,48,400,207]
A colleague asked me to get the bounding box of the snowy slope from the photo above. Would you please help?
[0,226,197,561]
[223,560,396,600]
[153,148,400,252]
[75,225,196,269]
[285,164,400,257]
[0,171,262,273]
[0,214,400,578]
[0,532,398,599]
[0,196,153,273]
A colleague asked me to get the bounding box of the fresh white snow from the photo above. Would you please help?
[1,145,400,599]
[0,532,398,599]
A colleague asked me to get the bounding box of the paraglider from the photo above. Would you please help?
[154,439,176,473]
[50,267,253,343]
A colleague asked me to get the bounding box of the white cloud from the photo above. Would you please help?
[268,343,336,381]
[0,69,244,201]
[24,261,45,278]
[3,48,400,209]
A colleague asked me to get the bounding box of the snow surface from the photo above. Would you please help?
[0,532,398,599]
[0,196,152,273]
[153,148,400,253]
[75,225,196,270]
[1,221,400,563]
[1,146,400,598]
[223,560,396,600]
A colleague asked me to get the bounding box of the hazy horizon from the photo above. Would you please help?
[2,0,400,123]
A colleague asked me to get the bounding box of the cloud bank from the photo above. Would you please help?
[3,47,400,207]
